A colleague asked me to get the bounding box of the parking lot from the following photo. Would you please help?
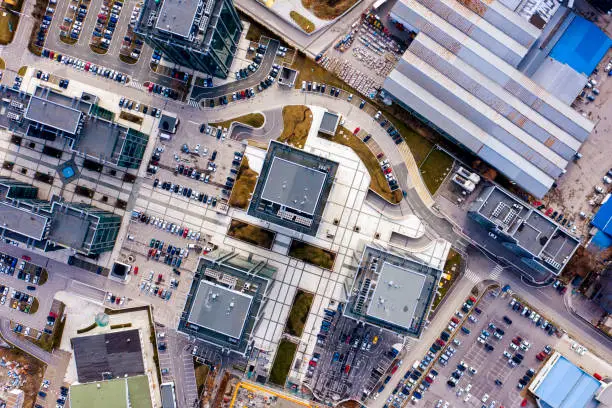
[150,122,246,205]
[305,310,403,403]
[411,290,562,408]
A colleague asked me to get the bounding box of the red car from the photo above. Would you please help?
[384,168,392,174]
[157,273,163,283]
[21,255,31,261]
[376,153,384,159]
[521,399,527,407]
[424,376,433,384]
[469,296,476,302]
[309,360,317,367]
[451,317,459,324]
[512,338,521,346]
[115,296,120,304]
[536,352,545,361]
[241,90,246,98]
[436,339,445,347]
[133,266,138,275]
[183,228,189,238]
[85,62,91,71]
[353,127,360,135]
[49,51,54,59]
[148,83,154,92]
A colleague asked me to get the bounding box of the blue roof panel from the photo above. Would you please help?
[550,16,612,76]
[534,355,600,408]
[592,195,612,237]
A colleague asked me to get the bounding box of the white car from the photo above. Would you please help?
[0,296,5,305]
[464,394,471,403]
[482,394,489,403]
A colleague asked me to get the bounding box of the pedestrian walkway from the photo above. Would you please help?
[182,350,198,406]
[489,264,504,281]
[464,268,481,283]
[397,143,435,208]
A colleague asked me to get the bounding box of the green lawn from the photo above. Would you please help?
[269,340,297,386]
[419,148,454,195]
[227,219,275,249]
[432,249,462,310]
[211,113,265,130]
[288,239,336,270]
[284,290,314,337]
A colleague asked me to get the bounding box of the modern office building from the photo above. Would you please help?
[135,0,242,78]
[0,85,148,169]
[468,184,580,275]
[178,250,275,354]
[248,141,338,236]
[345,244,441,338]
[0,177,121,255]
[383,0,595,198]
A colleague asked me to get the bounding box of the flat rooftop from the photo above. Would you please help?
[475,185,580,269]
[47,210,90,251]
[70,376,152,408]
[261,157,326,216]
[187,280,253,339]
[73,119,126,162]
[25,95,82,134]
[155,0,199,38]
[161,383,176,408]
[71,329,145,382]
[366,262,427,330]
[0,203,48,240]
[319,111,340,135]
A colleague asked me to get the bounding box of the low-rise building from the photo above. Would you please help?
[178,250,275,354]
[344,244,442,338]
[468,184,579,275]
[248,141,338,236]
[0,177,121,255]
[70,375,153,408]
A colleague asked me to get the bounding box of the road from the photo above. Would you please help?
[190,39,280,101]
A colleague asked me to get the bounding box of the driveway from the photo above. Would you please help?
[190,40,280,101]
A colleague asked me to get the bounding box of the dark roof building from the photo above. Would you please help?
[345,244,441,338]
[318,111,340,136]
[134,0,242,78]
[0,86,148,169]
[248,141,338,236]
[469,184,580,275]
[0,177,121,255]
[71,330,145,382]
[178,250,276,354]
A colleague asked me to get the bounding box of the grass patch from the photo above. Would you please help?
[89,43,108,54]
[432,249,461,310]
[278,105,313,148]
[284,290,313,337]
[29,298,39,314]
[74,185,94,198]
[419,148,453,195]
[17,66,27,76]
[0,11,19,45]
[119,54,138,64]
[194,360,210,395]
[227,219,275,249]
[0,57,5,70]
[76,322,97,334]
[210,113,265,130]
[119,111,143,125]
[302,0,358,19]
[325,126,402,203]
[38,269,48,285]
[269,340,297,386]
[59,35,77,45]
[290,11,315,33]
[288,239,336,270]
[228,157,258,209]
[110,323,132,329]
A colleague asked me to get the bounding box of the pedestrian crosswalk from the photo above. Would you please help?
[464,268,481,283]
[489,264,504,280]
[187,99,200,108]
[128,80,144,91]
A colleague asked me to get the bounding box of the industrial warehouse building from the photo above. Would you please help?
[383,0,603,198]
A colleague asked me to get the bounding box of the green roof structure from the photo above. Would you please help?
[70,375,152,408]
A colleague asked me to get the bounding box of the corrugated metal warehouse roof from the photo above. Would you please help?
[385,0,595,198]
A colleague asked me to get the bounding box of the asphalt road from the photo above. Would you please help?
[190,39,280,101]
